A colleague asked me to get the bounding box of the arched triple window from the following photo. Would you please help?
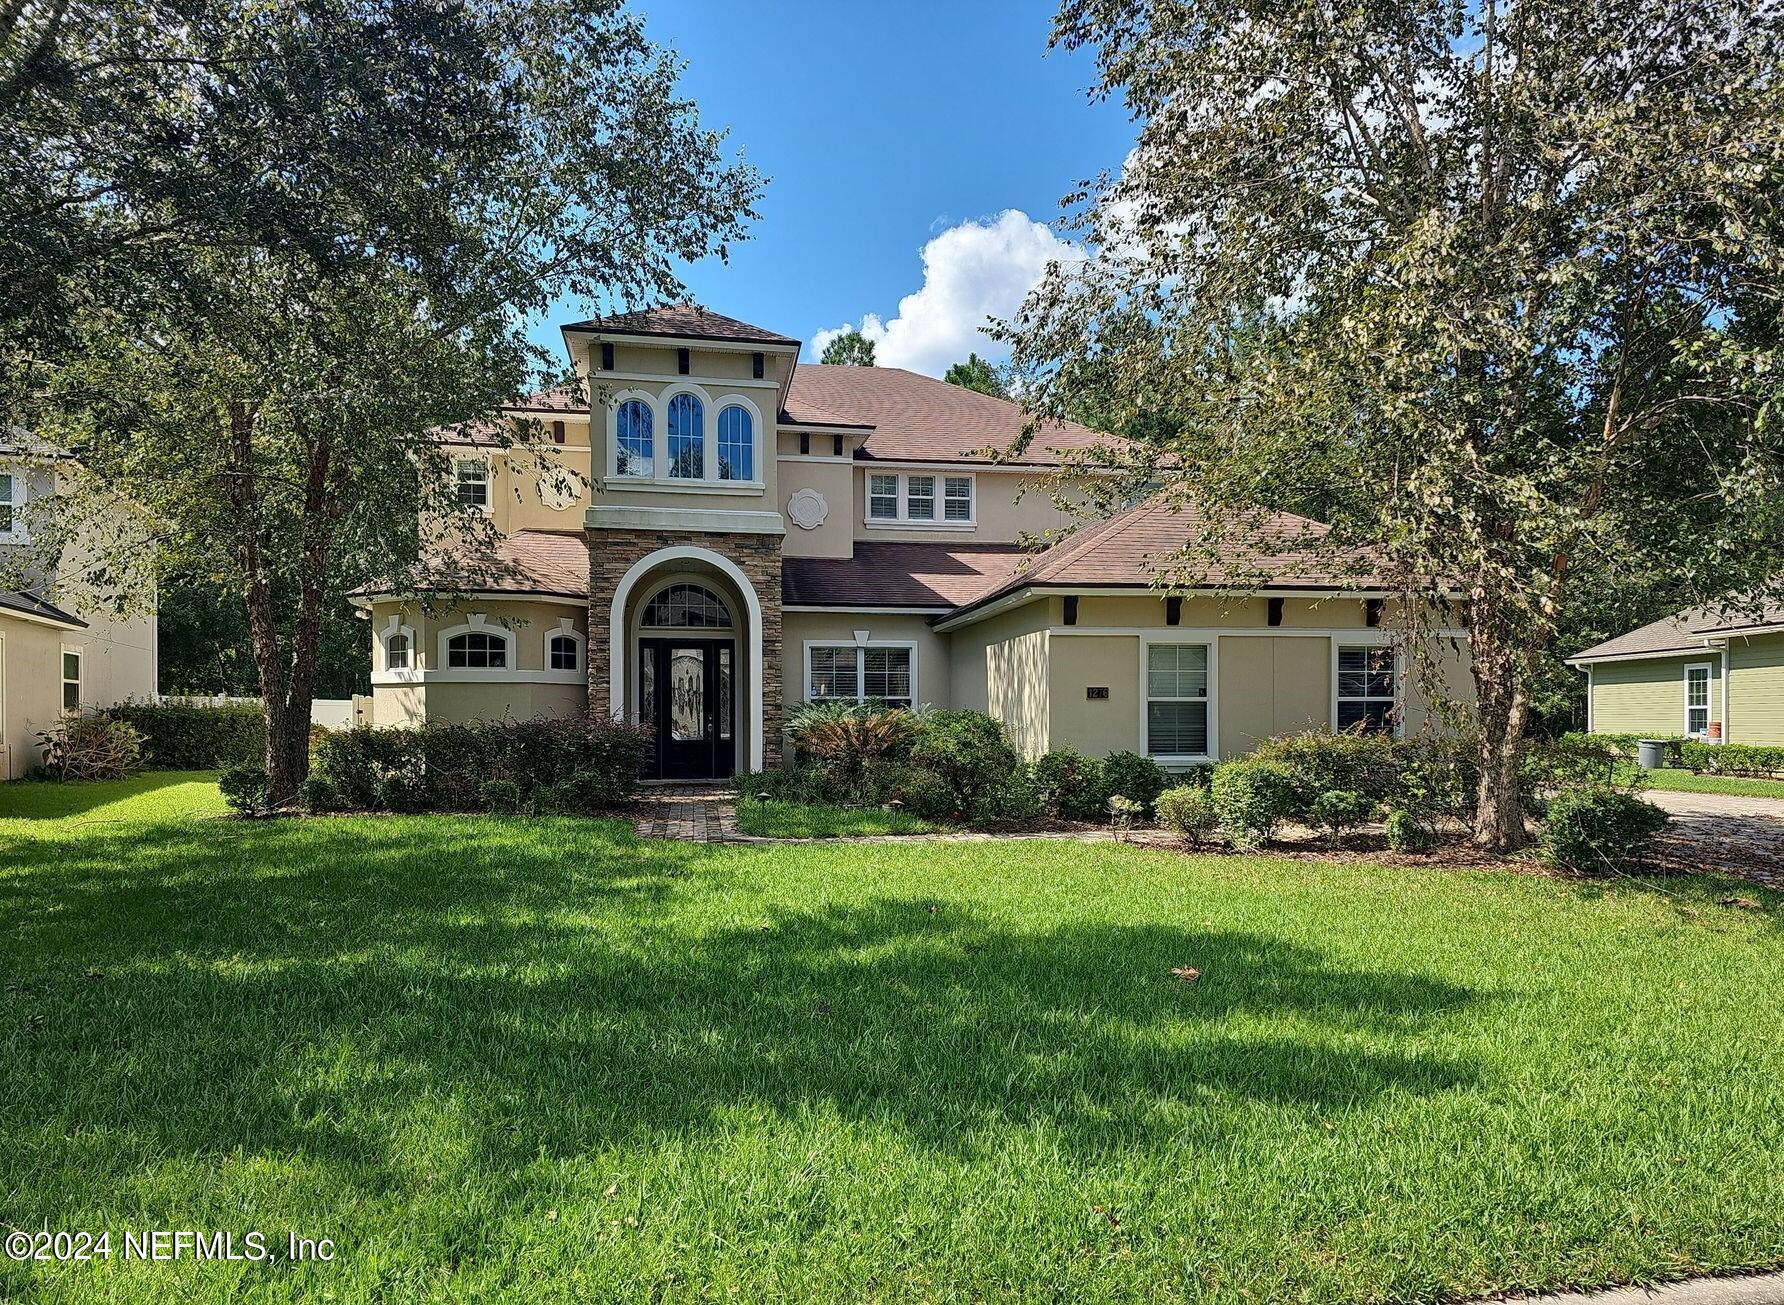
[666,393,704,478]
[717,405,753,482]
[641,584,731,629]
[616,399,653,477]
[446,630,509,669]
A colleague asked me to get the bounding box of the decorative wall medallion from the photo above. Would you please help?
[538,472,578,512]
[786,487,829,531]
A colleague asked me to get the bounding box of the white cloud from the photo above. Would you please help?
[811,210,1082,377]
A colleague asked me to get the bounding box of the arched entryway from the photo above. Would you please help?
[609,547,764,778]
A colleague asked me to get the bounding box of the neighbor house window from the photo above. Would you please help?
[864,472,974,525]
[717,405,754,481]
[1685,662,1712,737]
[385,633,410,669]
[455,460,489,509]
[549,634,579,671]
[1147,643,1209,757]
[446,631,508,669]
[0,471,17,535]
[1337,645,1398,734]
[807,643,913,709]
[61,648,82,711]
[667,392,704,478]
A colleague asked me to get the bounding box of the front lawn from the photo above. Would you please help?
[735,796,937,838]
[1639,766,1784,799]
[2,777,1782,1302]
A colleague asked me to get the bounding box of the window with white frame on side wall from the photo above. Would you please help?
[0,468,23,537]
[865,471,974,526]
[1145,642,1211,759]
[1335,644,1400,735]
[455,458,489,509]
[1683,662,1712,737]
[805,642,914,709]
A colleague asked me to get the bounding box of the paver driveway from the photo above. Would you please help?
[1646,788,1784,888]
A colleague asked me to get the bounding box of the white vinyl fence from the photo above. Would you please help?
[158,694,357,729]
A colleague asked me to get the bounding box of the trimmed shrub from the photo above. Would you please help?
[1155,784,1217,842]
[1539,788,1669,872]
[977,763,1045,828]
[297,775,337,814]
[1032,748,1111,821]
[1309,789,1374,841]
[36,712,146,781]
[310,717,649,815]
[1384,807,1435,852]
[1210,759,1299,850]
[1103,750,1172,815]
[906,710,1022,821]
[218,764,271,815]
[1524,735,1623,792]
[108,702,265,769]
[1569,732,1686,764]
[481,777,524,814]
[1250,730,1400,811]
[1679,740,1784,777]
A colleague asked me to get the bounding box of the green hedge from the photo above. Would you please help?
[308,717,650,815]
[1678,740,1784,777]
[1566,732,1688,764]
[107,702,266,769]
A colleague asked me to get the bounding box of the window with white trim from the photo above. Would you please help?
[549,633,579,671]
[446,631,508,669]
[615,399,654,477]
[807,644,913,709]
[864,472,974,525]
[1684,663,1712,737]
[385,632,411,669]
[455,459,489,509]
[61,648,82,711]
[1146,643,1209,756]
[667,392,704,478]
[0,471,18,535]
[717,405,754,481]
[1337,646,1398,734]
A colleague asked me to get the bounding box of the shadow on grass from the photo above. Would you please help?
[2,818,1484,1186]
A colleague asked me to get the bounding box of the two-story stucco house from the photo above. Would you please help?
[0,443,159,778]
[356,306,1473,780]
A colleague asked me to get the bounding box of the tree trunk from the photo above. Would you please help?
[1469,599,1530,851]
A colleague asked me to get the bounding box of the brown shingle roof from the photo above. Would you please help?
[785,365,1109,466]
[944,490,1387,622]
[566,305,798,347]
[354,530,589,600]
[784,543,1025,609]
[1568,594,1784,663]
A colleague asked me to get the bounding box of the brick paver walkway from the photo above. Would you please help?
[630,783,740,842]
[1645,789,1784,889]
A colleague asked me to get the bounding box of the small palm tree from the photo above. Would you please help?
[788,702,916,800]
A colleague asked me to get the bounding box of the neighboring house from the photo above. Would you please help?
[0,449,159,778]
[355,306,1473,780]
[1569,597,1784,744]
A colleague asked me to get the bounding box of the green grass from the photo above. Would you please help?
[2,778,1783,1302]
[1639,766,1784,799]
[735,796,937,838]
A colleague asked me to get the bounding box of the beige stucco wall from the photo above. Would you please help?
[465,432,595,536]
[851,465,1084,547]
[366,596,587,729]
[778,457,857,559]
[1588,654,1719,738]
[1214,635,1331,757]
[0,606,157,779]
[1048,633,1139,757]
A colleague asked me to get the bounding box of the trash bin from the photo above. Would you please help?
[1637,739,1667,770]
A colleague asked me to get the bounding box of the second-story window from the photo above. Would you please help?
[616,399,653,477]
[667,393,704,478]
[455,460,489,509]
[386,633,410,669]
[0,471,15,535]
[717,405,753,481]
[865,472,974,525]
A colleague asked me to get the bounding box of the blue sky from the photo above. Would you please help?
[530,0,1135,377]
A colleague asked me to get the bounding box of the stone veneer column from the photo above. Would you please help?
[586,528,783,770]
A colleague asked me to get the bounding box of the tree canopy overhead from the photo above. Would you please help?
[7,0,761,801]
[820,330,877,367]
[1010,0,1784,846]
[943,353,1007,398]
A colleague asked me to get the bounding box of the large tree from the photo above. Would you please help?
[820,330,877,367]
[943,352,1007,398]
[11,0,759,802]
[1009,0,1784,848]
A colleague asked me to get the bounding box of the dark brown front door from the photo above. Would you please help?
[640,638,735,779]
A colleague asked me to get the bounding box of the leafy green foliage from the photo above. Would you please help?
[1154,784,1217,842]
[1032,748,1111,821]
[108,702,265,770]
[310,718,649,815]
[1539,790,1670,873]
[1012,0,1784,849]
[1210,760,1299,850]
[1678,741,1784,778]
[1102,750,1171,814]
[942,353,1006,397]
[1384,809,1436,853]
[1249,731,1400,808]
[218,764,271,815]
[1308,790,1374,842]
[819,330,876,366]
[34,712,145,781]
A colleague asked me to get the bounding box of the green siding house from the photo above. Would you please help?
[1569,599,1784,744]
